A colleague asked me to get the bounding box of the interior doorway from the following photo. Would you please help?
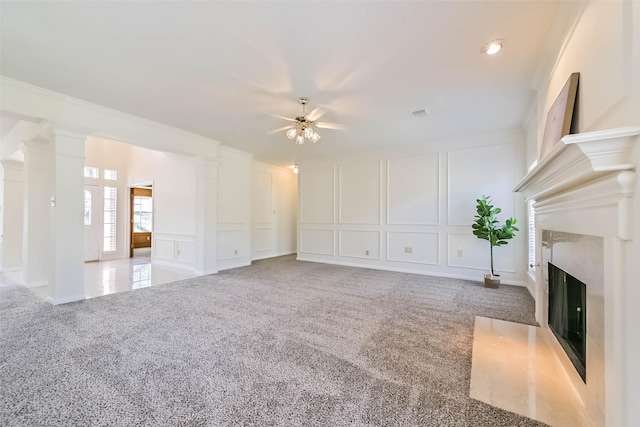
[130,186,153,258]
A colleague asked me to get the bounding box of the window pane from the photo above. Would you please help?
[104,169,118,180]
[528,199,536,271]
[103,186,117,251]
[84,166,99,178]
[84,190,91,225]
[133,196,152,232]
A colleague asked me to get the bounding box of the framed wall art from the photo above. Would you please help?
[539,72,580,160]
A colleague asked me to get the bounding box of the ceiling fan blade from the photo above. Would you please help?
[266,125,292,134]
[266,112,296,122]
[306,107,326,122]
[316,122,346,131]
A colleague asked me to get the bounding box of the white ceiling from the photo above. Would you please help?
[0,1,558,166]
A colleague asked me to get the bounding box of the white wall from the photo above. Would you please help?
[252,161,297,260]
[0,161,24,272]
[217,146,252,271]
[526,1,640,425]
[297,128,527,285]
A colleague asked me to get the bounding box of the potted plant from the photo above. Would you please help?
[472,195,519,288]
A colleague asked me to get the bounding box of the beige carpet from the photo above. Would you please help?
[0,255,545,426]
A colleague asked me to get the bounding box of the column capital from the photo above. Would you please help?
[20,138,50,155]
[41,121,88,141]
[0,159,24,171]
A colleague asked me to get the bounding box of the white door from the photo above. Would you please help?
[84,184,101,261]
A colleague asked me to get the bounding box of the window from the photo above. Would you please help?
[103,186,117,252]
[84,190,92,225]
[84,166,99,178]
[104,169,118,180]
[133,196,153,232]
[528,199,536,271]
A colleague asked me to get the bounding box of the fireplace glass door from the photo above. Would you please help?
[548,262,587,382]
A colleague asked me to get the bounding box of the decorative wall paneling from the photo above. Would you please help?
[297,134,526,285]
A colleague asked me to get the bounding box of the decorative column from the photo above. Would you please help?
[0,160,24,272]
[46,127,87,304]
[21,139,52,287]
[195,154,218,275]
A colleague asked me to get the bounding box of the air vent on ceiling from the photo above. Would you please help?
[410,108,430,119]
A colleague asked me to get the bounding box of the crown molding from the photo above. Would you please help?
[0,76,222,153]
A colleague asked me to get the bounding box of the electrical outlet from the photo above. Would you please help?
[457,250,463,257]
[365,250,369,256]
[404,247,413,254]
[234,249,238,255]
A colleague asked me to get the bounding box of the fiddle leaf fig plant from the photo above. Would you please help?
[472,195,519,277]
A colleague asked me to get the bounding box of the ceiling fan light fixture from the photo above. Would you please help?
[269,97,343,145]
[286,128,297,139]
[303,126,314,139]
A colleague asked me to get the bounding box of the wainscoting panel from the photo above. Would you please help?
[218,153,251,225]
[154,239,175,261]
[300,165,334,224]
[218,229,250,261]
[447,232,516,273]
[176,240,196,264]
[253,225,275,254]
[339,230,380,260]
[386,231,439,265]
[153,233,197,270]
[447,144,516,226]
[253,170,273,223]
[299,229,335,256]
[339,160,380,224]
[387,154,439,225]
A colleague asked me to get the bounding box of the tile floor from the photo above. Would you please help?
[470,316,587,427]
[24,252,199,301]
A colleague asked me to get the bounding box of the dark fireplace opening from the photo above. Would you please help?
[548,262,587,382]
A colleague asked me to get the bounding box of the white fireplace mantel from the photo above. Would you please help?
[513,125,639,427]
[515,126,639,240]
[515,126,639,200]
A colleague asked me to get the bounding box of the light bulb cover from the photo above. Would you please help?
[311,132,321,143]
[304,127,314,139]
[296,135,305,145]
[292,165,299,174]
[286,128,297,139]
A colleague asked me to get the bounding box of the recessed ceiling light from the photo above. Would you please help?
[481,39,504,55]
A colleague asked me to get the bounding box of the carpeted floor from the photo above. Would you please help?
[0,255,546,426]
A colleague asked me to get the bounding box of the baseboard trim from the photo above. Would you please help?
[47,294,86,305]
[251,251,296,261]
[295,255,527,287]
[21,279,48,289]
[218,258,251,271]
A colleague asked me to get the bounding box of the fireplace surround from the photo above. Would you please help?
[515,126,639,427]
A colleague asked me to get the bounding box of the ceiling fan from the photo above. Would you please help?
[267,97,345,145]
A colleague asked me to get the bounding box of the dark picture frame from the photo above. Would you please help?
[539,72,580,160]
